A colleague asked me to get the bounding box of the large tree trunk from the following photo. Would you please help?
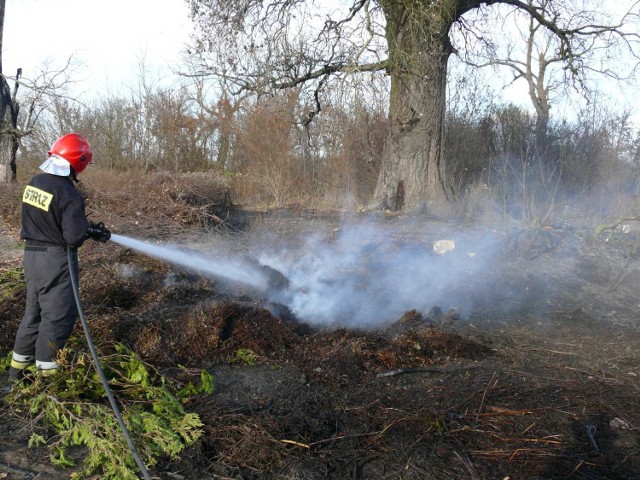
[0,127,18,182]
[0,0,9,183]
[372,2,455,211]
[0,0,18,183]
[0,70,21,183]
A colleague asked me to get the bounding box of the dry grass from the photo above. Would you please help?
[79,169,235,236]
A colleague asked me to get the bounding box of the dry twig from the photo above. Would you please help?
[376,364,480,378]
[453,451,481,480]
[475,372,497,425]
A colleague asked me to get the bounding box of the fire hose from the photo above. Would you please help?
[68,223,152,480]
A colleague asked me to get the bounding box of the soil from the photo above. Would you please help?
[1,195,640,480]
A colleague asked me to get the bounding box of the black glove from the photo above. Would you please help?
[86,221,111,243]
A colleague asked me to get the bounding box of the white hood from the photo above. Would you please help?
[39,154,71,176]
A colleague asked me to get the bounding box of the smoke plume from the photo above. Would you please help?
[259,220,504,328]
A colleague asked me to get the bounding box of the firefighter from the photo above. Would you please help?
[9,133,111,382]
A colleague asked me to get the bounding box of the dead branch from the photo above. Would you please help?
[375,364,480,378]
[475,371,498,425]
[595,216,640,235]
[454,451,481,480]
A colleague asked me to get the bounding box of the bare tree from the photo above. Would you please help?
[0,8,81,183]
[187,74,247,172]
[233,93,301,206]
[457,0,640,153]
[186,0,640,211]
[0,0,19,182]
[16,57,83,154]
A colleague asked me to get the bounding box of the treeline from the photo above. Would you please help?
[446,98,640,222]
[17,74,640,220]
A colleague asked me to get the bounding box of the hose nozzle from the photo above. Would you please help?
[86,221,111,243]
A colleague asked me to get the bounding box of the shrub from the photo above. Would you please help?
[3,342,213,480]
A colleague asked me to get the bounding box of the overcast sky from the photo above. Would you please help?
[3,0,192,93]
[2,0,638,122]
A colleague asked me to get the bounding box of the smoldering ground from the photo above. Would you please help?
[109,216,585,330]
[258,220,507,328]
[4,192,640,479]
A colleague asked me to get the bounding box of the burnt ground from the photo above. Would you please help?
[1,201,640,479]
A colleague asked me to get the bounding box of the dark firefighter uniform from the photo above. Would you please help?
[9,173,89,379]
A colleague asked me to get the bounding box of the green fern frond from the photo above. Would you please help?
[4,342,211,479]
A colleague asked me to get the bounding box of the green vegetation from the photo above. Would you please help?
[0,351,11,371]
[3,343,213,480]
[0,266,24,300]
[228,348,259,366]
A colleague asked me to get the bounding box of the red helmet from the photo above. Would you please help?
[48,133,92,173]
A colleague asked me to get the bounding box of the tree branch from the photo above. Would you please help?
[272,59,388,90]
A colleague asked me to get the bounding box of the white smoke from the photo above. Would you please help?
[110,223,507,330]
[259,221,504,328]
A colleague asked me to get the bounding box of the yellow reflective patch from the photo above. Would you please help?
[23,185,53,211]
[10,359,32,370]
